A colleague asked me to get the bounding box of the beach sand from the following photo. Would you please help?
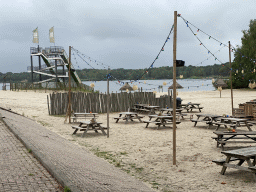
[1,89,256,191]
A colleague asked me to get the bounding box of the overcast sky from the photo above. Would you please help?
[0,0,255,73]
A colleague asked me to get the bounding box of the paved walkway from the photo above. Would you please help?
[0,109,155,192]
[0,120,62,192]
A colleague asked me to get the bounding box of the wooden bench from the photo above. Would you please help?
[71,115,99,123]
[143,120,181,128]
[191,119,209,127]
[230,123,253,127]
[72,125,107,137]
[212,122,228,129]
[248,166,256,173]
[72,126,87,135]
[212,157,240,165]
[131,107,138,112]
[114,117,126,123]
[212,136,256,148]
[137,109,150,113]
[187,107,204,112]
[212,136,256,140]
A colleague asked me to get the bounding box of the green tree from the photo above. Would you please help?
[232,19,256,88]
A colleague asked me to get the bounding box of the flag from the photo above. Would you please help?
[32,27,39,43]
[49,26,55,43]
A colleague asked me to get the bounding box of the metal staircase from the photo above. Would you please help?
[28,46,82,85]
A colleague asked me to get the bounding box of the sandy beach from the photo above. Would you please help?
[1,89,256,191]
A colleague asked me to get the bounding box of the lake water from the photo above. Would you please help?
[0,79,215,93]
[82,79,215,93]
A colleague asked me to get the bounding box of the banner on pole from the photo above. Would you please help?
[49,26,55,43]
[32,27,39,43]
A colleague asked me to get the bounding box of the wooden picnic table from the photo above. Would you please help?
[71,112,98,123]
[160,108,183,114]
[72,120,106,137]
[114,112,144,123]
[143,105,160,114]
[212,131,256,149]
[143,115,180,129]
[180,103,203,112]
[160,108,186,120]
[191,114,221,127]
[212,147,256,181]
[213,117,253,131]
[132,104,150,113]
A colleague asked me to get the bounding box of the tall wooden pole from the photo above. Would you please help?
[68,46,72,123]
[107,67,110,138]
[229,41,234,116]
[173,11,177,165]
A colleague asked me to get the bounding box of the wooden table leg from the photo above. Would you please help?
[246,158,256,181]
[245,122,252,131]
[221,156,231,175]
[253,156,256,166]
[99,125,107,135]
[72,129,78,135]
[237,159,245,166]
[136,115,142,122]
[82,126,89,137]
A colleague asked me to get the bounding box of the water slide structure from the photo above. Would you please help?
[28,46,82,86]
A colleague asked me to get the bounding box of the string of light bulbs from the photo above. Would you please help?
[179,15,224,65]
[133,24,174,82]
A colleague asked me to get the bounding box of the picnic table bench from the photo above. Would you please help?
[160,108,187,120]
[71,113,99,123]
[212,131,256,149]
[72,120,107,137]
[143,105,160,115]
[212,147,256,181]
[213,117,253,131]
[191,114,221,127]
[144,115,181,129]
[114,112,144,123]
[132,104,150,113]
[180,103,203,112]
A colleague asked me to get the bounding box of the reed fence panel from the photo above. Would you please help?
[48,92,171,115]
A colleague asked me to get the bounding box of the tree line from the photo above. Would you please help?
[0,63,230,83]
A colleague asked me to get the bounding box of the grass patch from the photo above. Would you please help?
[151,181,160,189]
[64,186,71,192]
[135,167,144,173]
[91,148,122,165]
[28,173,34,176]
[28,149,32,153]
[120,151,128,155]
[115,161,121,167]
[32,116,38,118]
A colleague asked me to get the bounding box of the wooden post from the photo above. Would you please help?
[173,11,177,165]
[65,46,72,123]
[229,41,234,116]
[167,89,171,108]
[107,68,110,138]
